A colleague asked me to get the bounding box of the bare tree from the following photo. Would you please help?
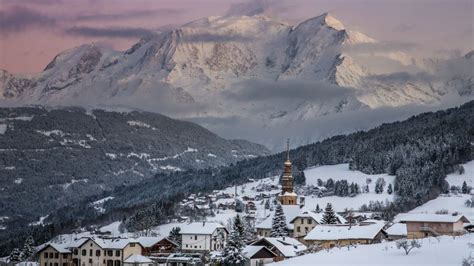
[396,239,422,255]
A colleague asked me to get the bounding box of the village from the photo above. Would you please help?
[2,148,473,266]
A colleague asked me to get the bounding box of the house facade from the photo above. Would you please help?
[180,222,228,252]
[399,214,470,238]
[37,237,143,266]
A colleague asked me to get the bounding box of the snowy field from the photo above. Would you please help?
[303,164,395,211]
[446,160,474,187]
[271,234,474,266]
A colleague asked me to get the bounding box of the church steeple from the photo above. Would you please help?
[280,139,297,205]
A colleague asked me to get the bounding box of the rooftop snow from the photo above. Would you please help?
[385,223,407,236]
[180,222,225,235]
[253,237,307,257]
[304,222,385,241]
[398,214,470,223]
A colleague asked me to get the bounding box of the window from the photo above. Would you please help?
[44,263,47,266]
[55,253,59,259]
[185,245,188,248]
[90,243,93,247]
[305,227,309,233]
[130,243,135,247]
[308,219,312,224]
[50,253,54,258]
[96,250,100,257]
[296,226,300,232]
[63,254,68,259]
[73,249,78,255]
[114,261,120,266]
[44,253,48,258]
[108,251,113,257]
[81,250,86,256]
[115,250,120,257]
[89,250,92,257]
[63,263,67,266]
[88,259,92,264]
[194,235,197,240]
[301,219,304,224]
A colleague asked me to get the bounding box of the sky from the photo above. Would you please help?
[0,0,472,74]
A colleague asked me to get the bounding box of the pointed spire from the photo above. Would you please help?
[286,138,290,161]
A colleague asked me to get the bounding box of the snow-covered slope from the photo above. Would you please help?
[271,234,474,266]
[0,13,472,148]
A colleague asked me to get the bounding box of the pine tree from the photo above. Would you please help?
[321,203,338,224]
[387,184,393,195]
[21,236,35,261]
[9,248,22,263]
[168,227,182,249]
[270,204,288,237]
[264,199,270,210]
[222,215,246,265]
[462,181,469,194]
[315,204,321,213]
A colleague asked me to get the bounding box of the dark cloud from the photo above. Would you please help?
[64,26,155,38]
[224,79,354,101]
[75,9,181,22]
[0,6,55,35]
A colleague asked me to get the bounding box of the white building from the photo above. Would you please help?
[180,222,228,252]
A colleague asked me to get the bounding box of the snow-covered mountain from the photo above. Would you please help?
[0,13,472,148]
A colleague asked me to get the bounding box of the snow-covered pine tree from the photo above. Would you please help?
[9,248,22,263]
[321,203,338,224]
[462,181,469,194]
[270,204,288,237]
[243,217,256,243]
[387,184,393,195]
[222,215,246,265]
[21,236,35,261]
[315,204,321,213]
[168,227,182,249]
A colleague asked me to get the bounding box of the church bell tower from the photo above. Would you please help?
[279,139,298,205]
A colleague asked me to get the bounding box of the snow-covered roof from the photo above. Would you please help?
[252,237,307,257]
[398,214,470,224]
[41,243,72,254]
[256,205,302,230]
[385,223,407,236]
[242,245,276,259]
[304,222,385,241]
[134,237,165,248]
[289,209,347,225]
[180,222,226,235]
[124,255,152,264]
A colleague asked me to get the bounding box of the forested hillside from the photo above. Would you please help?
[1,101,472,255]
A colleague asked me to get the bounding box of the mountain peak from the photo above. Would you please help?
[295,12,346,32]
[322,13,345,30]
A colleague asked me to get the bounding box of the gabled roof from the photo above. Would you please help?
[398,214,471,224]
[304,222,386,241]
[37,243,71,254]
[385,223,407,236]
[242,245,277,259]
[251,237,307,257]
[135,237,178,248]
[289,209,347,224]
[180,222,227,235]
